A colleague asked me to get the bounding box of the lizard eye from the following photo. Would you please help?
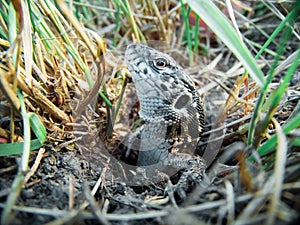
[153,57,168,69]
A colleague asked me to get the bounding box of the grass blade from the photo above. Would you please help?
[248,3,300,147]
[180,0,193,64]
[187,0,265,86]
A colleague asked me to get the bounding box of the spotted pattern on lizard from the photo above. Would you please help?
[125,44,205,167]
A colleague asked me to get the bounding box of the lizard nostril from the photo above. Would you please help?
[143,67,148,74]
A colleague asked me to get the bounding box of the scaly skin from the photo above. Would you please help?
[125,44,205,167]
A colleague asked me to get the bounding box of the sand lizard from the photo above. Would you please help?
[125,44,205,168]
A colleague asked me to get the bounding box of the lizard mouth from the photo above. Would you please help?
[125,43,144,65]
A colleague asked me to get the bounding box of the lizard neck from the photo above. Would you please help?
[138,97,171,122]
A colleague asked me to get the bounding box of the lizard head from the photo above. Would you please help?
[125,43,196,101]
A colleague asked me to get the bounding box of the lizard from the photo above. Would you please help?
[124,43,206,169]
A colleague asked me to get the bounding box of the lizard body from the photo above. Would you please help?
[125,44,205,167]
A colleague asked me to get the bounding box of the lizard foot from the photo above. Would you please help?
[173,155,206,201]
